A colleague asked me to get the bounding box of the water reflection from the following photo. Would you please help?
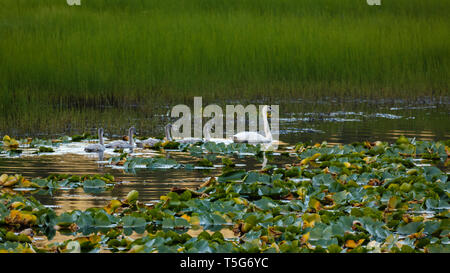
[0,150,279,214]
[0,100,448,214]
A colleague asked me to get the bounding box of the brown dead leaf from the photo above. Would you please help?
[345,239,365,249]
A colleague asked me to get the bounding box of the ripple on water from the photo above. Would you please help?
[0,102,448,214]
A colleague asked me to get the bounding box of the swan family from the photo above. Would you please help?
[84,105,275,152]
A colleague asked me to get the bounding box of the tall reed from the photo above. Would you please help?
[0,0,448,135]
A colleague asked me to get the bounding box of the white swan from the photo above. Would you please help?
[105,127,136,149]
[164,124,172,141]
[233,105,273,144]
[203,123,233,145]
[84,128,106,152]
[261,152,268,169]
[166,124,203,144]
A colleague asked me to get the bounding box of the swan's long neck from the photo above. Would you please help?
[165,125,173,141]
[262,106,272,140]
[99,129,104,146]
[262,152,267,169]
[204,124,211,141]
[129,128,134,145]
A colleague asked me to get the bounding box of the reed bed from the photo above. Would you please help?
[0,0,448,134]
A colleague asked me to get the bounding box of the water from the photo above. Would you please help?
[0,149,283,214]
[2,98,449,142]
[0,99,448,214]
[277,99,449,144]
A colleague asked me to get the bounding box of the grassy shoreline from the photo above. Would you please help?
[1,0,448,106]
[0,0,448,136]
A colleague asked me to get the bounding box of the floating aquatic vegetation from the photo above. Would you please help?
[189,142,261,156]
[33,146,55,154]
[0,173,115,194]
[0,241,37,253]
[123,157,182,170]
[2,135,19,149]
[71,133,93,142]
[282,111,411,125]
[0,135,96,158]
[154,141,181,150]
[369,113,403,119]
[0,137,448,253]
[329,111,365,117]
[27,136,70,147]
[287,116,361,123]
[0,174,22,187]
[390,106,437,111]
[109,143,262,172]
[115,155,218,172]
[3,136,71,150]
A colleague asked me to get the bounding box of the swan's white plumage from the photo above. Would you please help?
[232,131,271,143]
[84,128,106,152]
[136,138,161,148]
[166,124,203,144]
[203,123,233,145]
[105,127,136,149]
[232,105,273,144]
[176,137,203,144]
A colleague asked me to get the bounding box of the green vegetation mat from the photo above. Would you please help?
[0,138,448,253]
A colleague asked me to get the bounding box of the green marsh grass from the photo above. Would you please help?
[0,0,448,135]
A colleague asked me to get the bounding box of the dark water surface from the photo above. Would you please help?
[0,150,282,214]
[0,99,448,214]
[2,98,449,143]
